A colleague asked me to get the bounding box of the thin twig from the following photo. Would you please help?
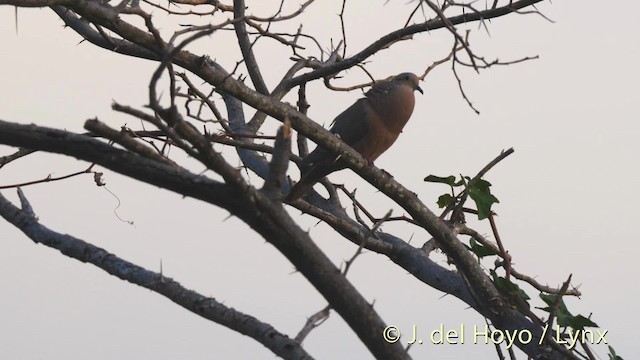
[0,166,95,190]
[488,213,511,280]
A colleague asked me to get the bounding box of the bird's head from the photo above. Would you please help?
[394,72,424,94]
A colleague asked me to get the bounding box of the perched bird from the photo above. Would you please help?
[284,72,423,201]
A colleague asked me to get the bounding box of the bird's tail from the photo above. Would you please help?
[283,173,319,202]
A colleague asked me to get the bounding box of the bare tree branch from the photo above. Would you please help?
[0,119,410,360]
[0,188,313,360]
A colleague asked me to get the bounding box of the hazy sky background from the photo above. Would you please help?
[1,1,638,359]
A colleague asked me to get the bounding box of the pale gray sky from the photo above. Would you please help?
[1,1,638,359]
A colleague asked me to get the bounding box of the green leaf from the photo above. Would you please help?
[609,346,623,360]
[473,179,492,192]
[539,293,573,326]
[454,176,471,187]
[424,175,457,187]
[570,315,598,331]
[491,270,530,301]
[538,294,598,330]
[467,179,499,220]
[467,238,497,258]
[437,194,454,208]
[539,293,558,307]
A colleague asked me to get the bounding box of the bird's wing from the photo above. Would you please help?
[329,98,370,145]
[304,98,370,165]
[365,77,393,98]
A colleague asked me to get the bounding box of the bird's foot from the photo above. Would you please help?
[381,169,394,178]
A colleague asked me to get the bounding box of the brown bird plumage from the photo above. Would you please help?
[284,72,423,201]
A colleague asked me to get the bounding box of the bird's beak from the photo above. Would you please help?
[416,85,424,95]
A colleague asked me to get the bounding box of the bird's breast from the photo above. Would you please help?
[356,108,402,162]
[358,87,417,161]
[369,88,415,133]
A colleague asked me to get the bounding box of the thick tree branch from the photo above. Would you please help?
[0,119,410,360]
[51,5,160,61]
[262,120,292,197]
[0,189,313,360]
[0,120,242,211]
[233,0,269,95]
